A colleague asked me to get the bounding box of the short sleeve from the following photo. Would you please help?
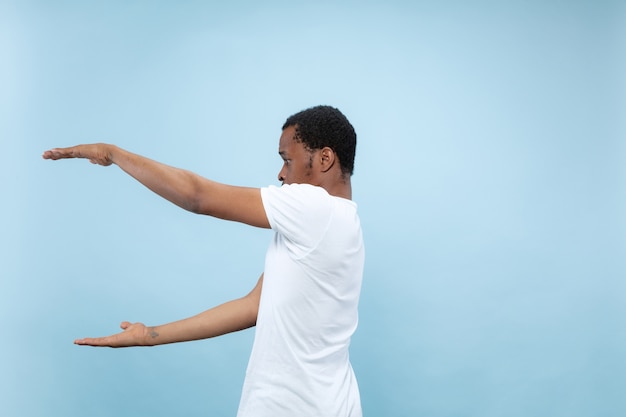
[260,184,333,257]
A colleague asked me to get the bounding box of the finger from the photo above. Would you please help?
[42,147,76,160]
[120,321,132,330]
[74,336,111,346]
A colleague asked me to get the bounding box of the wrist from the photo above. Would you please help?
[106,144,120,165]
[143,326,160,346]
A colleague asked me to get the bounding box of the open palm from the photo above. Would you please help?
[74,321,152,347]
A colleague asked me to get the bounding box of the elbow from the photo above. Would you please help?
[183,197,204,214]
[175,171,213,215]
[243,290,261,328]
[246,298,259,328]
[180,177,210,214]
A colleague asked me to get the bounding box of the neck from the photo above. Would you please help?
[322,175,352,200]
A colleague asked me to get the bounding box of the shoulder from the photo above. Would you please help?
[260,184,334,235]
[261,184,332,211]
[262,183,329,199]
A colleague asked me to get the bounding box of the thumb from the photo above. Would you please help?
[120,321,132,330]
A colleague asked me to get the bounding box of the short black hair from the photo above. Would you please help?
[282,105,357,176]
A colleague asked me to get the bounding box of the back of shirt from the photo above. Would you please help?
[237,184,365,417]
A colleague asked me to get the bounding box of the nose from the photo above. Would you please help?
[277,166,286,182]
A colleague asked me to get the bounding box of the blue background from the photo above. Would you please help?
[1,1,624,416]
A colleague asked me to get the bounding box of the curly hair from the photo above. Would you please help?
[282,105,357,176]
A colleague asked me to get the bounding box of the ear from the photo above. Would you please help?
[319,147,336,173]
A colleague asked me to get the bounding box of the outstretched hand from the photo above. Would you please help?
[75,321,155,348]
[42,143,115,166]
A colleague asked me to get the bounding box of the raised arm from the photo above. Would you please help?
[75,274,264,347]
[42,143,270,228]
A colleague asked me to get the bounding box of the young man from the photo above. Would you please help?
[43,105,365,417]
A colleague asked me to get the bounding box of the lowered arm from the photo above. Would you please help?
[75,274,264,347]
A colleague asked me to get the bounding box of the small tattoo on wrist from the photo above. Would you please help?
[149,328,159,339]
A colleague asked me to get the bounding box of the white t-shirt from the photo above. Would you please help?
[237,183,365,417]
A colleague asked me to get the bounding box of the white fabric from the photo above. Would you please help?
[237,183,365,417]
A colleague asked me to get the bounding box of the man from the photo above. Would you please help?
[43,105,365,417]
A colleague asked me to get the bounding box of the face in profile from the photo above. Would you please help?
[277,125,319,186]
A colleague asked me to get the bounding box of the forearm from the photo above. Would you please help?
[109,145,210,213]
[145,274,263,346]
[73,276,263,348]
[147,296,258,346]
